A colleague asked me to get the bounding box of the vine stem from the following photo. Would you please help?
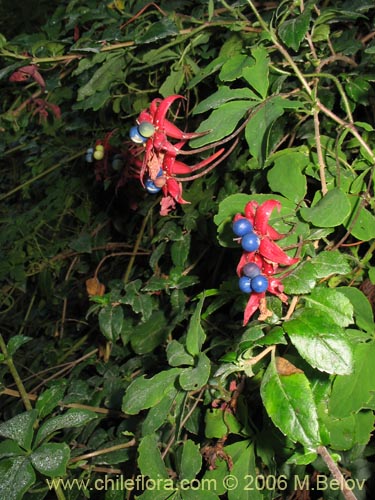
[316,446,358,500]
[0,334,33,411]
[69,439,136,463]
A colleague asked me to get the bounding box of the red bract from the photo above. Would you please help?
[9,65,46,90]
[234,199,299,325]
[129,94,226,215]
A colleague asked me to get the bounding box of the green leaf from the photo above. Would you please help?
[0,410,38,451]
[0,456,35,500]
[242,46,269,99]
[6,335,32,356]
[136,18,178,44]
[304,288,354,327]
[187,55,226,89]
[338,286,375,333]
[179,352,211,391]
[278,9,311,51]
[0,440,24,460]
[122,369,180,415]
[180,439,202,481]
[167,340,194,367]
[193,86,258,114]
[282,261,317,294]
[329,342,375,417]
[245,97,287,165]
[130,311,168,355]
[228,442,262,500]
[267,151,308,203]
[171,235,191,268]
[35,409,98,447]
[310,250,351,278]
[284,309,353,374]
[138,434,169,479]
[219,54,253,82]
[343,196,375,241]
[260,356,321,449]
[189,101,251,148]
[204,408,242,439]
[300,188,351,227]
[77,53,124,101]
[123,280,154,321]
[186,295,206,356]
[31,443,70,478]
[36,380,67,419]
[99,305,123,342]
[324,411,374,450]
[142,388,179,436]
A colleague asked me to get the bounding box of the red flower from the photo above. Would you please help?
[129,95,226,215]
[234,199,299,325]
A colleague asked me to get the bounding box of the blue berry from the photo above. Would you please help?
[130,126,147,144]
[241,232,260,252]
[85,147,94,163]
[242,262,261,278]
[145,178,161,194]
[251,275,268,293]
[233,218,253,237]
[239,276,252,293]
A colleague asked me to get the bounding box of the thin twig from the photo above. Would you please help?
[317,446,358,500]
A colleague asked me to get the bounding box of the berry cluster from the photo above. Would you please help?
[233,200,299,325]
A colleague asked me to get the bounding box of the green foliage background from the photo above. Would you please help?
[1,0,375,499]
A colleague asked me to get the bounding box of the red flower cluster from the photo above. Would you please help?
[129,95,225,215]
[234,199,299,325]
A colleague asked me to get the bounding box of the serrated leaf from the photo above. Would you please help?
[242,46,269,99]
[171,235,190,268]
[329,342,375,417]
[167,340,194,367]
[180,439,202,481]
[219,54,253,82]
[0,456,35,500]
[179,352,211,391]
[130,311,168,354]
[304,288,354,327]
[6,335,32,356]
[138,434,168,479]
[310,250,351,278]
[36,380,67,419]
[31,443,70,478]
[324,411,374,450]
[99,305,123,342]
[267,152,308,203]
[0,410,37,451]
[122,369,180,415]
[35,409,98,447]
[278,9,311,51]
[186,295,206,356]
[123,281,154,321]
[300,188,351,227]
[284,309,353,374]
[189,101,251,148]
[260,356,321,449]
[77,53,124,101]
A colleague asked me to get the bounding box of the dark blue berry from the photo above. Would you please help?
[232,218,253,237]
[145,178,161,194]
[241,232,260,252]
[130,126,147,144]
[242,262,261,278]
[251,275,268,293]
[239,276,252,293]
